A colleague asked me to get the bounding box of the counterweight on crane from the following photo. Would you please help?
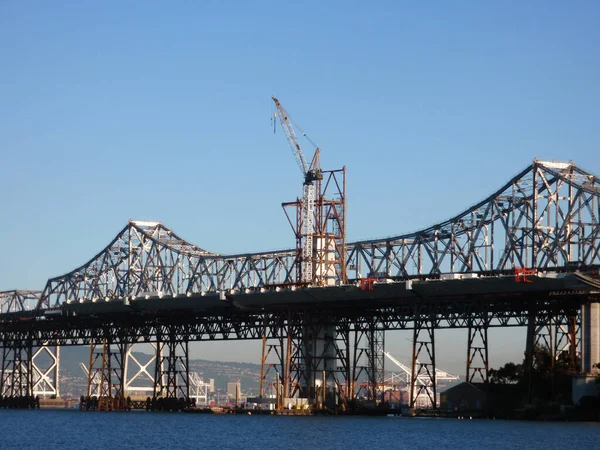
[272,97,323,284]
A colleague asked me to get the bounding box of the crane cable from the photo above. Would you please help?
[271,98,319,149]
[288,115,319,150]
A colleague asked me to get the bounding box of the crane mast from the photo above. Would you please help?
[272,97,322,284]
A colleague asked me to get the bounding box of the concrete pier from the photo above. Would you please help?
[582,302,600,373]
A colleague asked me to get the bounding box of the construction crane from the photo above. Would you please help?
[272,97,322,284]
[383,351,459,384]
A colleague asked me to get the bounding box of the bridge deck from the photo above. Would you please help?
[48,271,593,316]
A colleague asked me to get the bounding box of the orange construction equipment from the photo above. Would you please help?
[514,267,536,283]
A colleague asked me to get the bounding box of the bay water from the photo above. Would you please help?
[0,409,598,449]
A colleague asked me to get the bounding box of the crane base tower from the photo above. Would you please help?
[283,165,347,287]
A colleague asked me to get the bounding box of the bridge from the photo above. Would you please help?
[1,159,599,411]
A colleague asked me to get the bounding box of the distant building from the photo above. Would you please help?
[440,382,521,415]
[227,380,241,402]
[440,382,488,412]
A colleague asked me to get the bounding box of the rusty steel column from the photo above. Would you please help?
[85,339,127,411]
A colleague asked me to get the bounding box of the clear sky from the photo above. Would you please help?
[1,1,598,374]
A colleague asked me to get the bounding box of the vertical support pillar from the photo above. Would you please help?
[582,302,600,373]
[153,325,189,410]
[524,298,537,401]
[333,322,352,409]
[286,314,338,410]
[565,312,580,370]
[85,340,127,411]
[309,323,337,410]
[1,339,34,407]
[366,323,384,403]
[535,311,580,371]
[466,324,489,383]
[410,321,436,409]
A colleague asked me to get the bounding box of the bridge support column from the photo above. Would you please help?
[124,343,159,397]
[582,302,600,373]
[332,323,353,409]
[366,324,385,403]
[290,321,337,410]
[410,321,436,409]
[0,340,34,407]
[85,341,127,411]
[535,312,580,371]
[466,322,489,383]
[32,345,60,399]
[524,301,536,400]
[258,325,288,408]
[315,324,337,410]
[153,326,189,410]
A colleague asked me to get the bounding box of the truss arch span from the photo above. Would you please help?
[346,160,600,279]
[37,160,600,309]
[39,220,299,309]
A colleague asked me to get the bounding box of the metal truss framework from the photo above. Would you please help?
[283,167,347,286]
[535,311,580,370]
[153,326,189,401]
[32,160,600,313]
[347,160,600,279]
[0,290,41,314]
[365,325,385,402]
[410,321,436,409]
[466,321,489,383]
[3,291,590,408]
[0,343,32,398]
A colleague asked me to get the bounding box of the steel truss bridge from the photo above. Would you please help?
[1,159,600,411]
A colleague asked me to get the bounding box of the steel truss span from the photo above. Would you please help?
[347,160,600,279]
[31,160,600,311]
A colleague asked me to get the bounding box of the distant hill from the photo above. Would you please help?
[54,346,262,399]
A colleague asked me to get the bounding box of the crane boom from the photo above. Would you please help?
[272,97,310,176]
[383,351,413,376]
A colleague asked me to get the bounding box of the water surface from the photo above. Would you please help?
[0,409,598,449]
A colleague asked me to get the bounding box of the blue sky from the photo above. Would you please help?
[1,1,598,371]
